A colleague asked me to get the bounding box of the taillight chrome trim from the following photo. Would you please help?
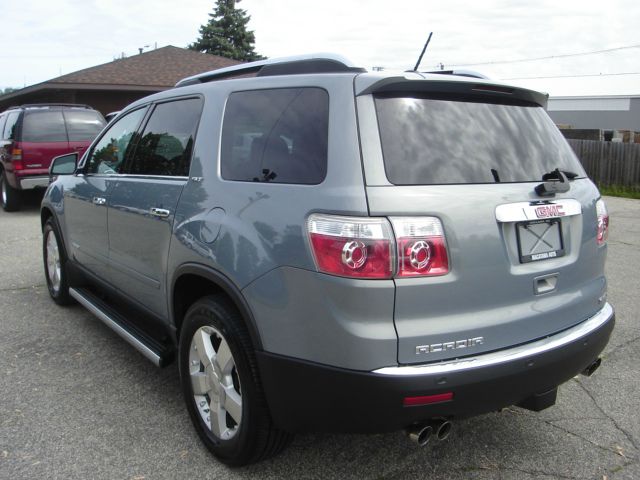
[373,303,613,376]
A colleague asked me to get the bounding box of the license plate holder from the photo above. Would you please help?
[516,219,564,263]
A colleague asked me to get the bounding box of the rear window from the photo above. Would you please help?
[64,110,106,141]
[375,96,586,185]
[221,88,329,184]
[22,111,67,143]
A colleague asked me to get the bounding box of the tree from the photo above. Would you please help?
[189,0,263,61]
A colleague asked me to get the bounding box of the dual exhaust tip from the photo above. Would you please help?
[407,418,452,447]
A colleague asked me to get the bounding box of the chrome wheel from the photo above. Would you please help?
[45,230,62,294]
[189,325,242,440]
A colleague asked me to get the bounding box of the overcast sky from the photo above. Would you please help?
[2,0,639,96]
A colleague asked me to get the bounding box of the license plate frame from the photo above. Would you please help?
[516,219,565,263]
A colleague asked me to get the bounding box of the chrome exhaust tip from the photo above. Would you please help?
[429,418,453,441]
[406,423,433,447]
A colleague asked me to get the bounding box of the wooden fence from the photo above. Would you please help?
[567,139,640,191]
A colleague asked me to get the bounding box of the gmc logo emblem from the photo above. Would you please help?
[535,205,565,218]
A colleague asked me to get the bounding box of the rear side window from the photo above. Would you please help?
[221,88,329,184]
[22,111,67,142]
[64,110,106,141]
[127,98,202,177]
[3,111,20,140]
[375,96,586,185]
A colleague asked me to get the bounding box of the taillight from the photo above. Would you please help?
[11,148,22,161]
[307,214,394,279]
[391,217,449,277]
[596,199,609,245]
[307,214,450,279]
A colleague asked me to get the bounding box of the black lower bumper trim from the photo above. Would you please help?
[256,309,614,434]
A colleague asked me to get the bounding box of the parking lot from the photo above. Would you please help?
[0,194,638,480]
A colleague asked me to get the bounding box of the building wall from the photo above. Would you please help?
[547,97,640,131]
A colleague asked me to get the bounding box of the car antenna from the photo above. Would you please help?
[413,32,433,72]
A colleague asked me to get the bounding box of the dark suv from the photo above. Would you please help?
[41,55,614,466]
[0,104,105,211]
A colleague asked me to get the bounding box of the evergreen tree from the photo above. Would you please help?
[189,0,263,61]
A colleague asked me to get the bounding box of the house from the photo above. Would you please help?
[0,46,240,115]
[547,95,640,132]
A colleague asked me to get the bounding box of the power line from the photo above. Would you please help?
[429,43,640,68]
[500,71,640,80]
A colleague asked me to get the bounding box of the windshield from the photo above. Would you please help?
[374,95,586,185]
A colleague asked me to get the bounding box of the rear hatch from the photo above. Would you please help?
[355,74,608,364]
[18,107,105,177]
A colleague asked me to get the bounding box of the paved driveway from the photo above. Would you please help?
[1,195,638,480]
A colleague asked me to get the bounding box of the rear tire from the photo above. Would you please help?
[43,218,72,305]
[0,169,22,212]
[178,295,292,466]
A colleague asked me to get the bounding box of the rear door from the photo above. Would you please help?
[356,80,608,364]
[107,97,202,318]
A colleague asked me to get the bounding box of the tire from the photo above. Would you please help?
[0,169,22,212]
[179,295,292,466]
[43,218,72,305]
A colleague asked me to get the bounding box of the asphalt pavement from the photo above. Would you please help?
[0,194,638,480]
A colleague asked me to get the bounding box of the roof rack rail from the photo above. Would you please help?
[176,53,366,87]
[13,103,93,110]
[422,69,489,80]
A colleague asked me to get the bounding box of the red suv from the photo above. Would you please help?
[0,104,105,211]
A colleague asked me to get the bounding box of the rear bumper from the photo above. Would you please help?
[18,175,49,190]
[257,303,615,433]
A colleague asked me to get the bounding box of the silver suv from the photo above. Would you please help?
[41,54,615,466]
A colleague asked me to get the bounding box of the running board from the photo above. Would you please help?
[69,287,173,367]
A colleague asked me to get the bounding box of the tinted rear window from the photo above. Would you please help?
[64,110,106,141]
[375,96,586,185]
[221,88,329,184]
[22,111,67,142]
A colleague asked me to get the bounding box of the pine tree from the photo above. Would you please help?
[189,0,263,61]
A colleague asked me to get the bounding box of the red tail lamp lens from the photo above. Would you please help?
[308,215,394,279]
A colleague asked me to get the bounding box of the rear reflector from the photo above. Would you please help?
[403,392,454,407]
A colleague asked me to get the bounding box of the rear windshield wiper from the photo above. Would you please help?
[535,168,574,197]
[542,169,578,181]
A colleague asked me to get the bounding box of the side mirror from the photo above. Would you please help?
[49,152,78,176]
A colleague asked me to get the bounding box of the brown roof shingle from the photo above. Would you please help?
[50,45,241,87]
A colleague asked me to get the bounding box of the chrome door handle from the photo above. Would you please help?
[150,207,170,218]
[92,196,106,206]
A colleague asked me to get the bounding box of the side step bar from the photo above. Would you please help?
[69,287,173,367]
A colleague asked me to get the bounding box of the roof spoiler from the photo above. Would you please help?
[175,53,366,87]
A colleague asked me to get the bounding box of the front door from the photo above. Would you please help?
[63,107,148,282]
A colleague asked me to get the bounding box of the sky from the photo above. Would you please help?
[2,0,639,96]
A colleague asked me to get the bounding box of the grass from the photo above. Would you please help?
[598,185,640,199]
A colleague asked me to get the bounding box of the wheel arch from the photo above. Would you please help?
[171,263,263,351]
